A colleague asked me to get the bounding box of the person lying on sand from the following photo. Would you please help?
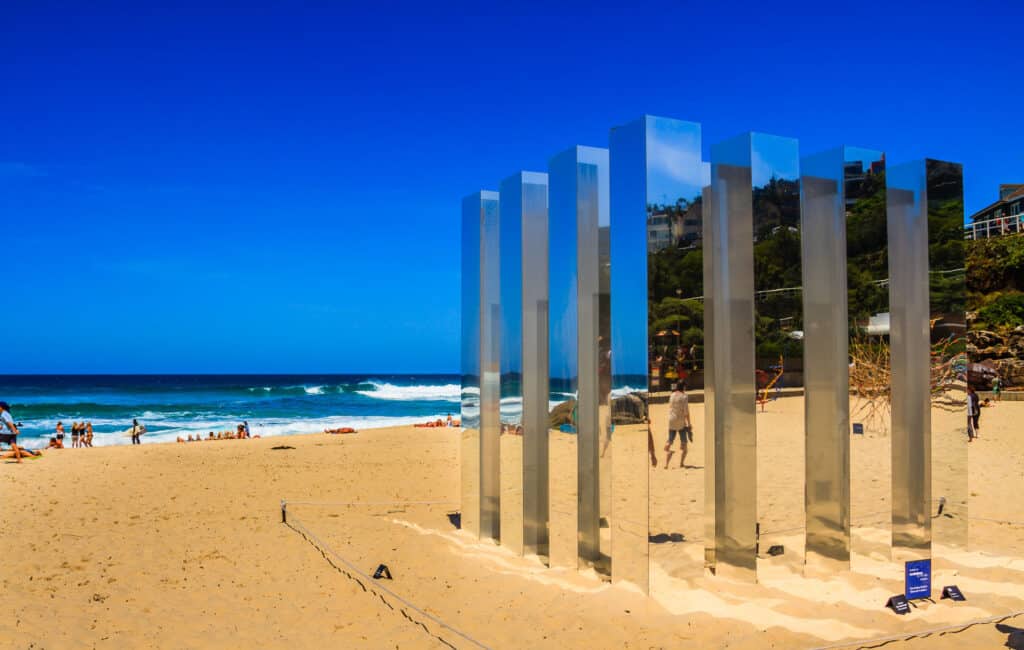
[324,427,357,434]
[1,446,41,459]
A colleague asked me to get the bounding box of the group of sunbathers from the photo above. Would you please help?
[48,421,94,449]
[177,422,258,443]
[414,414,459,428]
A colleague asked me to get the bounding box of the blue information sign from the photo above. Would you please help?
[905,559,931,600]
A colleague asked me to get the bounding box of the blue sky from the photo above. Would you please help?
[2,1,1021,373]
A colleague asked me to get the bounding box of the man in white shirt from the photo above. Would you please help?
[664,383,691,469]
[0,401,24,463]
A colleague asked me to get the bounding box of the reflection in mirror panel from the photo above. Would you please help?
[925,160,967,550]
[886,161,932,560]
[481,190,502,542]
[499,174,526,555]
[548,146,611,574]
[499,171,550,560]
[800,147,883,573]
[706,134,759,581]
[701,184,716,570]
[748,134,803,575]
[461,192,485,538]
[611,115,704,593]
[834,150,892,564]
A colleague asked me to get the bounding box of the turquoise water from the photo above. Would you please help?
[0,375,460,449]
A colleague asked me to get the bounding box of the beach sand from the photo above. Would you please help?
[2,403,1023,649]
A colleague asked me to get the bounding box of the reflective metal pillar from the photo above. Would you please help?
[887,162,931,560]
[925,160,967,550]
[800,147,885,572]
[548,145,611,574]
[480,190,502,542]
[707,132,800,580]
[499,171,550,559]
[461,192,485,538]
[610,115,704,593]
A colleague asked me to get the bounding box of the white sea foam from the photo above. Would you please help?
[610,385,645,397]
[356,381,460,402]
[304,385,325,395]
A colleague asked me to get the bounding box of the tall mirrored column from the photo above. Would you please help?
[707,132,800,580]
[702,184,717,571]
[548,145,611,574]
[499,171,550,560]
[610,115,704,594]
[924,160,967,550]
[480,190,502,542]
[461,192,486,538]
[887,162,932,560]
[800,147,883,572]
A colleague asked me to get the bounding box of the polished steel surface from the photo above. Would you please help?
[499,174,526,555]
[702,184,717,571]
[611,115,705,592]
[480,190,502,542]
[706,134,760,581]
[925,159,967,550]
[499,171,551,559]
[548,147,580,569]
[548,145,611,574]
[887,162,932,560]
[610,118,648,591]
[800,147,872,573]
[461,192,485,538]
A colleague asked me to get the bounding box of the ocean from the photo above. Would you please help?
[0,375,461,450]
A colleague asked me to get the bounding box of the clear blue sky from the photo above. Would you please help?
[2,1,1021,373]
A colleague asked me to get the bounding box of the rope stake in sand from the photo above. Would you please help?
[281,504,491,650]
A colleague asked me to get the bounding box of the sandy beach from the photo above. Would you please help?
[3,404,1023,649]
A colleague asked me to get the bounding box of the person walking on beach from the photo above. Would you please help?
[992,375,1002,402]
[85,422,94,447]
[130,418,142,445]
[0,401,24,463]
[664,383,691,469]
[55,421,65,445]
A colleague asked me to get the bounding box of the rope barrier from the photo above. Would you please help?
[806,609,1024,650]
[281,500,457,507]
[282,502,490,650]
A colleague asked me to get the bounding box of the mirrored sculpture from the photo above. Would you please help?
[548,145,611,574]
[707,132,800,580]
[499,171,550,559]
[461,192,487,538]
[886,160,967,558]
[610,115,705,593]
[481,190,502,542]
[800,147,884,573]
